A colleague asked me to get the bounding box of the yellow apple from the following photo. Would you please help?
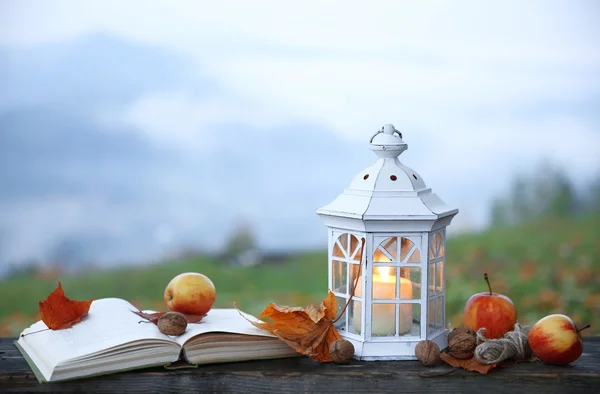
[164,272,216,315]
[528,314,590,365]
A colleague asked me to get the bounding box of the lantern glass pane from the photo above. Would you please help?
[334,296,347,331]
[400,237,413,261]
[437,260,444,294]
[429,238,435,259]
[407,247,421,263]
[333,236,345,258]
[386,237,399,261]
[372,266,396,299]
[435,296,444,330]
[350,263,362,298]
[438,233,445,258]
[428,264,435,297]
[349,299,361,334]
[428,299,435,334]
[351,237,363,262]
[401,267,421,300]
[333,233,361,260]
[410,304,421,336]
[332,260,347,294]
[374,244,394,263]
[429,231,445,259]
[400,238,421,263]
[398,302,414,335]
[371,303,395,336]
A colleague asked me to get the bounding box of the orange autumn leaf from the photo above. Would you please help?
[440,352,497,375]
[39,281,93,330]
[246,291,342,362]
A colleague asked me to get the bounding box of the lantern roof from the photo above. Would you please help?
[317,124,458,228]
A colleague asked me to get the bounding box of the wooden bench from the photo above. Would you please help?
[1,337,599,393]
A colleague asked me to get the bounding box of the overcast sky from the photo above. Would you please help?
[1,0,599,236]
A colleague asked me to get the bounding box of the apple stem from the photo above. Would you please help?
[577,324,591,333]
[484,273,493,295]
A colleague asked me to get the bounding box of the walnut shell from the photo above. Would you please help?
[329,339,355,364]
[415,340,440,366]
[157,311,187,336]
[448,325,476,343]
[449,332,477,359]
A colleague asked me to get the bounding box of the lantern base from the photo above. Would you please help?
[339,328,449,361]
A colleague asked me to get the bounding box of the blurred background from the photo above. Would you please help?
[0,0,598,336]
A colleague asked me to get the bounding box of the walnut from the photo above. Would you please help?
[329,339,355,364]
[415,340,440,366]
[449,331,477,359]
[157,312,187,336]
[448,325,476,343]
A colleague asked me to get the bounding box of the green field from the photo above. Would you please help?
[1,213,598,337]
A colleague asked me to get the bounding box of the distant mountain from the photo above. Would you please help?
[0,106,176,201]
[0,34,370,274]
[0,34,197,110]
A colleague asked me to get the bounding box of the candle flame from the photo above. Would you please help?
[374,249,394,283]
[376,266,393,283]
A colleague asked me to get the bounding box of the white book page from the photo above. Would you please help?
[174,309,274,346]
[18,298,176,374]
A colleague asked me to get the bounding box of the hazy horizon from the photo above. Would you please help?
[1,1,598,273]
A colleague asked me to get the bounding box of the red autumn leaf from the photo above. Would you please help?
[440,352,497,374]
[39,281,93,330]
[132,310,206,324]
[240,291,342,362]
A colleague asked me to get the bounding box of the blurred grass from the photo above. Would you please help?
[445,212,600,335]
[1,213,598,337]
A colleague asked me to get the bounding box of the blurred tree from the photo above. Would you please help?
[511,177,534,221]
[585,175,600,213]
[490,161,587,226]
[532,163,576,217]
[220,220,262,267]
[490,198,510,226]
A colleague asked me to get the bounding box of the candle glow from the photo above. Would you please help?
[352,251,413,336]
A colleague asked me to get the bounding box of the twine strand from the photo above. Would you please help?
[474,323,532,365]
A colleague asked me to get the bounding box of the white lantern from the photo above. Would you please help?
[317,124,458,360]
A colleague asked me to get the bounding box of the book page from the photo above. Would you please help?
[174,309,274,346]
[17,298,177,374]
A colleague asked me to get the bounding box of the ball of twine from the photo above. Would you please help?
[474,323,532,365]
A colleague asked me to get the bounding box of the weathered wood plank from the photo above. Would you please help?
[1,337,599,393]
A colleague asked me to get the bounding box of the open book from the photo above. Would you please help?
[15,298,298,383]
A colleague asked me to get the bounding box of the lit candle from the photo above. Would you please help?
[352,267,413,335]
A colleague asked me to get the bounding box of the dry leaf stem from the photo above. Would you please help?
[333,238,365,324]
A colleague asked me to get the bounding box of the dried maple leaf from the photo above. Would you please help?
[132,310,206,324]
[38,281,93,330]
[244,291,342,362]
[440,352,497,374]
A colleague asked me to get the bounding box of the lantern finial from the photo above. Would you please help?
[369,124,408,158]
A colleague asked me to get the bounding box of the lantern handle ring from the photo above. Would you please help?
[370,125,402,143]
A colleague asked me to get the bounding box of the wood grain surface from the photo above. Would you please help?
[1,337,599,393]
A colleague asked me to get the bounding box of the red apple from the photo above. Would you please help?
[528,314,590,365]
[463,273,517,339]
[164,272,216,315]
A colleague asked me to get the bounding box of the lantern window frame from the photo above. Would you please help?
[329,230,448,343]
